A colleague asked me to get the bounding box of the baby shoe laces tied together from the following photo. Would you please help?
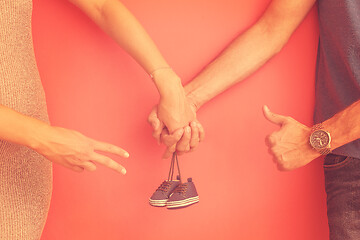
[149,152,199,209]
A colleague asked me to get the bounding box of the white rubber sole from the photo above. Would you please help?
[166,196,199,209]
[149,198,168,207]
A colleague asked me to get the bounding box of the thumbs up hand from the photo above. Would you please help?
[263,105,320,171]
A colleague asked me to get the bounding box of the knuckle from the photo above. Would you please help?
[269,147,276,155]
[168,145,176,153]
[267,134,276,145]
[147,115,152,123]
[190,146,197,152]
[190,141,199,148]
[177,145,186,152]
[152,132,159,138]
[280,163,291,171]
[163,137,175,147]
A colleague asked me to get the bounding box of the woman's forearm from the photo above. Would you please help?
[97,0,170,74]
[69,0,180,95]
[0,105,48,149]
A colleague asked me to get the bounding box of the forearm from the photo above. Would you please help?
[185,21,285,109]
[69,0,183,96]
[0,105,49,149]
[97,0,169,73]
[322,100,360,150]
[184,0,316,110]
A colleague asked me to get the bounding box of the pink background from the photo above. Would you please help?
[32,0,328,239]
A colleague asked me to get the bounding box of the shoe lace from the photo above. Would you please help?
[168,152,182,182]
[157,181,172,192]
[173,184,187,195]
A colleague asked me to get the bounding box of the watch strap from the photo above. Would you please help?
[312,123,324,131]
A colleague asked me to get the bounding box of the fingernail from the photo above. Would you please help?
[124,152,130,158]
[191,122,197,127]
[121,168,127,175]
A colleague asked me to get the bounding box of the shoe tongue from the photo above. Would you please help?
[187,178,192,182]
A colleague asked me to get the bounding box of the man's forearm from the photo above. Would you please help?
[323,100,360,150]
[184,21,284,109]
[184,0,316,110]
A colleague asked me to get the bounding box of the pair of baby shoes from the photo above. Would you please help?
[149,152,199,209]
[149,177,199,209]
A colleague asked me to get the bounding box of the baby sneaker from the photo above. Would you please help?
[166,178,199,209]
[149,176,181,207]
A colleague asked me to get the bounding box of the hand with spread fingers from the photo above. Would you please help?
[263,105,320,171]
[33,125,129,174]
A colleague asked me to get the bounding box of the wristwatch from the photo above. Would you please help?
[309,123,331,155]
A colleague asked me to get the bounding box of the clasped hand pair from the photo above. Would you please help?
[148,99,321,173]
[148,94,205,159]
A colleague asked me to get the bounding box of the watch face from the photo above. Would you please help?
[310,130,330,149]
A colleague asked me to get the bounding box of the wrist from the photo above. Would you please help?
[152,69,183,98]
[186,92,201,112]
[25,120,52,152]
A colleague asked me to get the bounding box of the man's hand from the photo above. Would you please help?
[263,105,320,171]
[160,120,205,158]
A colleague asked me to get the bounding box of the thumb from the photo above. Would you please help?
[161,128,184,147]
[161,128,184,159]
[263,105,287,126]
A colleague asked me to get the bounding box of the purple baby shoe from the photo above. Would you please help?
[149,177,181,207]
[166,178,199,209]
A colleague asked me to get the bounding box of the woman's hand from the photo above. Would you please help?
[31,125,129,174]
[152,69,196,133]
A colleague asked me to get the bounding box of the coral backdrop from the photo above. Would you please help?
[32,0,328,239]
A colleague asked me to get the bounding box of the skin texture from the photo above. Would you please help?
[69,0,198,133]
[263,105,319,171]
[0,0,198,173]
[263,100,360,170]
[148,0,317,158]
[0,105,129,174]
[150,0,360,170]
